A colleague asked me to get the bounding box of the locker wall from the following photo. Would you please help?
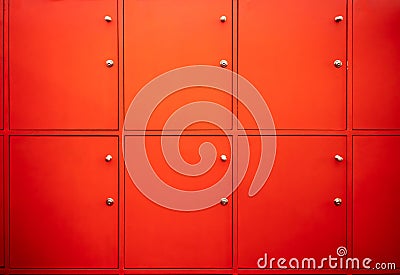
[0,0,399,274]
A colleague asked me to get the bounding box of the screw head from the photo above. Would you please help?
[220,198,229,206]
[220,59,228,68]
[106,60,114,67]
[106,198,114,206]
[334,154,344,162]
[105,154,113,162]
[334,60,343,68]
[334,198,342,206]
[334,15,344,22]
[104,15,112,22]
[220,15,227,22]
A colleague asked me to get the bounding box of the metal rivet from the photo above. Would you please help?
[104,15,112,22]
[220,15,227,22]
[105,154,113,162]
[106,198,114,206]
[220,198,229,206]
[334,60,343,68]
[220,154,228,162]
[334,15,344,22]
[334,154,344,162]
[334,198,342,206]
[220,59,228,68]
[106,60,114,67]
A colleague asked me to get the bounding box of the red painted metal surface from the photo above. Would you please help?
[0,0,399,274]
[353,136,400,268]
[9,0,118,130]
[124,0,233,130]
[353,0,400,129]
[10,136,118,268]
[238,136,346,267]
[125,135,232,268]
[0,0,3,130]
[0,136,3,267]
[238,0,346,130]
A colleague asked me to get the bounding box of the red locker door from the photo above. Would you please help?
[9,0,118,130]
[10,136,118,268]
[0,136,3,267]
[238,0,346,130]
[125,135,232,268]
[353,136,400,268]
[124,0,232,130]
[353,0,400,129]
[238,136,346,268]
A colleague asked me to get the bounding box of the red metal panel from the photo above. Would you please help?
[353,0,400,129]
[9,0,118,130]
[238,0,346,130]
[0,136,3,267]
[0,0,3,130]
[238,136,346,268]
[353,136,400,268]
[124,0,232,130]
[125,135,232,268]
[10,136,118,268]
